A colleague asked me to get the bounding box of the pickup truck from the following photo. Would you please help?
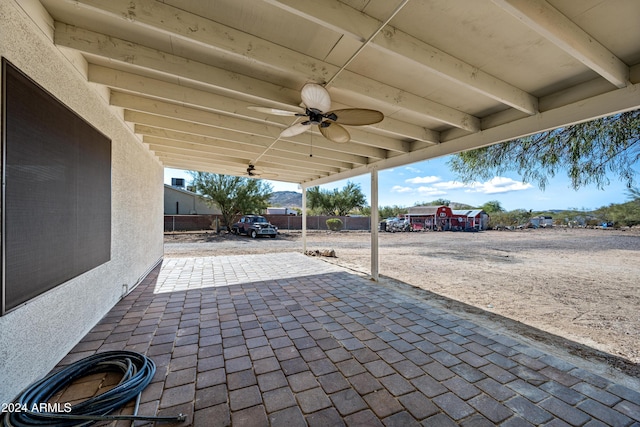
[231,215,277,238]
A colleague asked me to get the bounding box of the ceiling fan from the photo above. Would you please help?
[246,164,277,179]
[249,84,384,143]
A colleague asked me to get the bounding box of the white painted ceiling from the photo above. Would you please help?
[36,0,640,186]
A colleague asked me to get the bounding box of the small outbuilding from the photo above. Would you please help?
[164,184,220,215]
[451,209,491,230]
[406,205,453,231]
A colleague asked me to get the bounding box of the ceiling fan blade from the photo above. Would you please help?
[327,109,384,126]
[301,84,331,113]
[320,123,350,143]
[250,169,278,179]
[280,122,311,138]
[248,106,302,116]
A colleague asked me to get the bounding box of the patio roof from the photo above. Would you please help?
[35,0,640,186]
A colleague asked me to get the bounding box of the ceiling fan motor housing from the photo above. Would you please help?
[305,108,325,125]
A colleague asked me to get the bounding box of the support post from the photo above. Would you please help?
[370,168,379,281]
[301,186,307,253]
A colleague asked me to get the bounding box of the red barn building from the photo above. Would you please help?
[406,205,453,231]
[451,209,490,230]
[406,206,490,231]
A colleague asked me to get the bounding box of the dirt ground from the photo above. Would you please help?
[164,227,640,380]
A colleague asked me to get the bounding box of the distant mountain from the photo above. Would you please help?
[269,191,303,208]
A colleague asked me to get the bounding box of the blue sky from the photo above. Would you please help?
[164,155,636,212]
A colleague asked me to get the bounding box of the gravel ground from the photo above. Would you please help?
[164,227,640,380]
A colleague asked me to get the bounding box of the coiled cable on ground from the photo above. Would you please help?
[2,351,185,427]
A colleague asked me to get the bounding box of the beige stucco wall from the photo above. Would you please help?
[0,1,164,402]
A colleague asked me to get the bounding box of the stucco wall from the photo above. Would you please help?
[0,1,164,402]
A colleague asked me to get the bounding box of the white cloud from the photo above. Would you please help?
[432,180,467,190]
[405,175,440,184]
[404,166,421,173]
[391,185,446,196]
[391,185,414,193]
[465,177,533,194]
[416,186,447,196]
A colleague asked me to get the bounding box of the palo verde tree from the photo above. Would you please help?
[480,200,505,214]
[189,171,272,230]
[307,181,367,216]
[448,110,640,190]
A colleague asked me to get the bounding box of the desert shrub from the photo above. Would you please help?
[326,218,343,231]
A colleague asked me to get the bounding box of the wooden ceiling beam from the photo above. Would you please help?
[492,0,629,88]
[267,0,539,115]
[54,6,479,132]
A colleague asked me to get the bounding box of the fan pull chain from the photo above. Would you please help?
[309,131,313,157]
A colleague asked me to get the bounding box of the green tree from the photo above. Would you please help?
[378,205,408,218]
[307,181,367,216]
[448,110,640,190]
[415,198,450,206]
[594,187,640,227]
[480,200,505,213]
[189,172,272,230]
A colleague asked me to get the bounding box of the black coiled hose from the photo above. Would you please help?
[2,351,185,427]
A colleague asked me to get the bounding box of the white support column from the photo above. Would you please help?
[301,186,307,253]
[370,168,379,281]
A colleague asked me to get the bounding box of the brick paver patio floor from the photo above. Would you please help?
[55,253,640,426]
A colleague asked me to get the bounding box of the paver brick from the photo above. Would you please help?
[318,371,351,394]
[382,411,421,427]
[388,339,415,353]
[378,348,405,364]
[343,409,384,427]
[194,404,231,427]
[572,383,622,406]
[287,371,319,392]
[607,384,640,403]
[296,387,332,414]
[349,371,384,395]
[577,399,633,426]
[257,370,288,392]
[403,349,432,366]
[442,376,481,400]
[266,406,305,427]
[280,356,308,375]
[479,363,517,384]
[505,395,554,425]
[330,389,368,416]
[364,360,395,378]
[159,383,195,408]
[423,361,455,381]
[539,396,591,426]
[613,400,640,422]
[195,384,227,409]
[364,389,403,418]
[336,358,367,377]
[468,393,514,423]
[432,392,475,420]
[263,387,297,413]
[431,351,462,368]
[229,385,262,411]
[541,381,586,405]
[422,413,459,426]
[308,358,338,376]
[380,373,415,396]
[306,408,346,427]
[540,366,582,387]
[398,391,439,420]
